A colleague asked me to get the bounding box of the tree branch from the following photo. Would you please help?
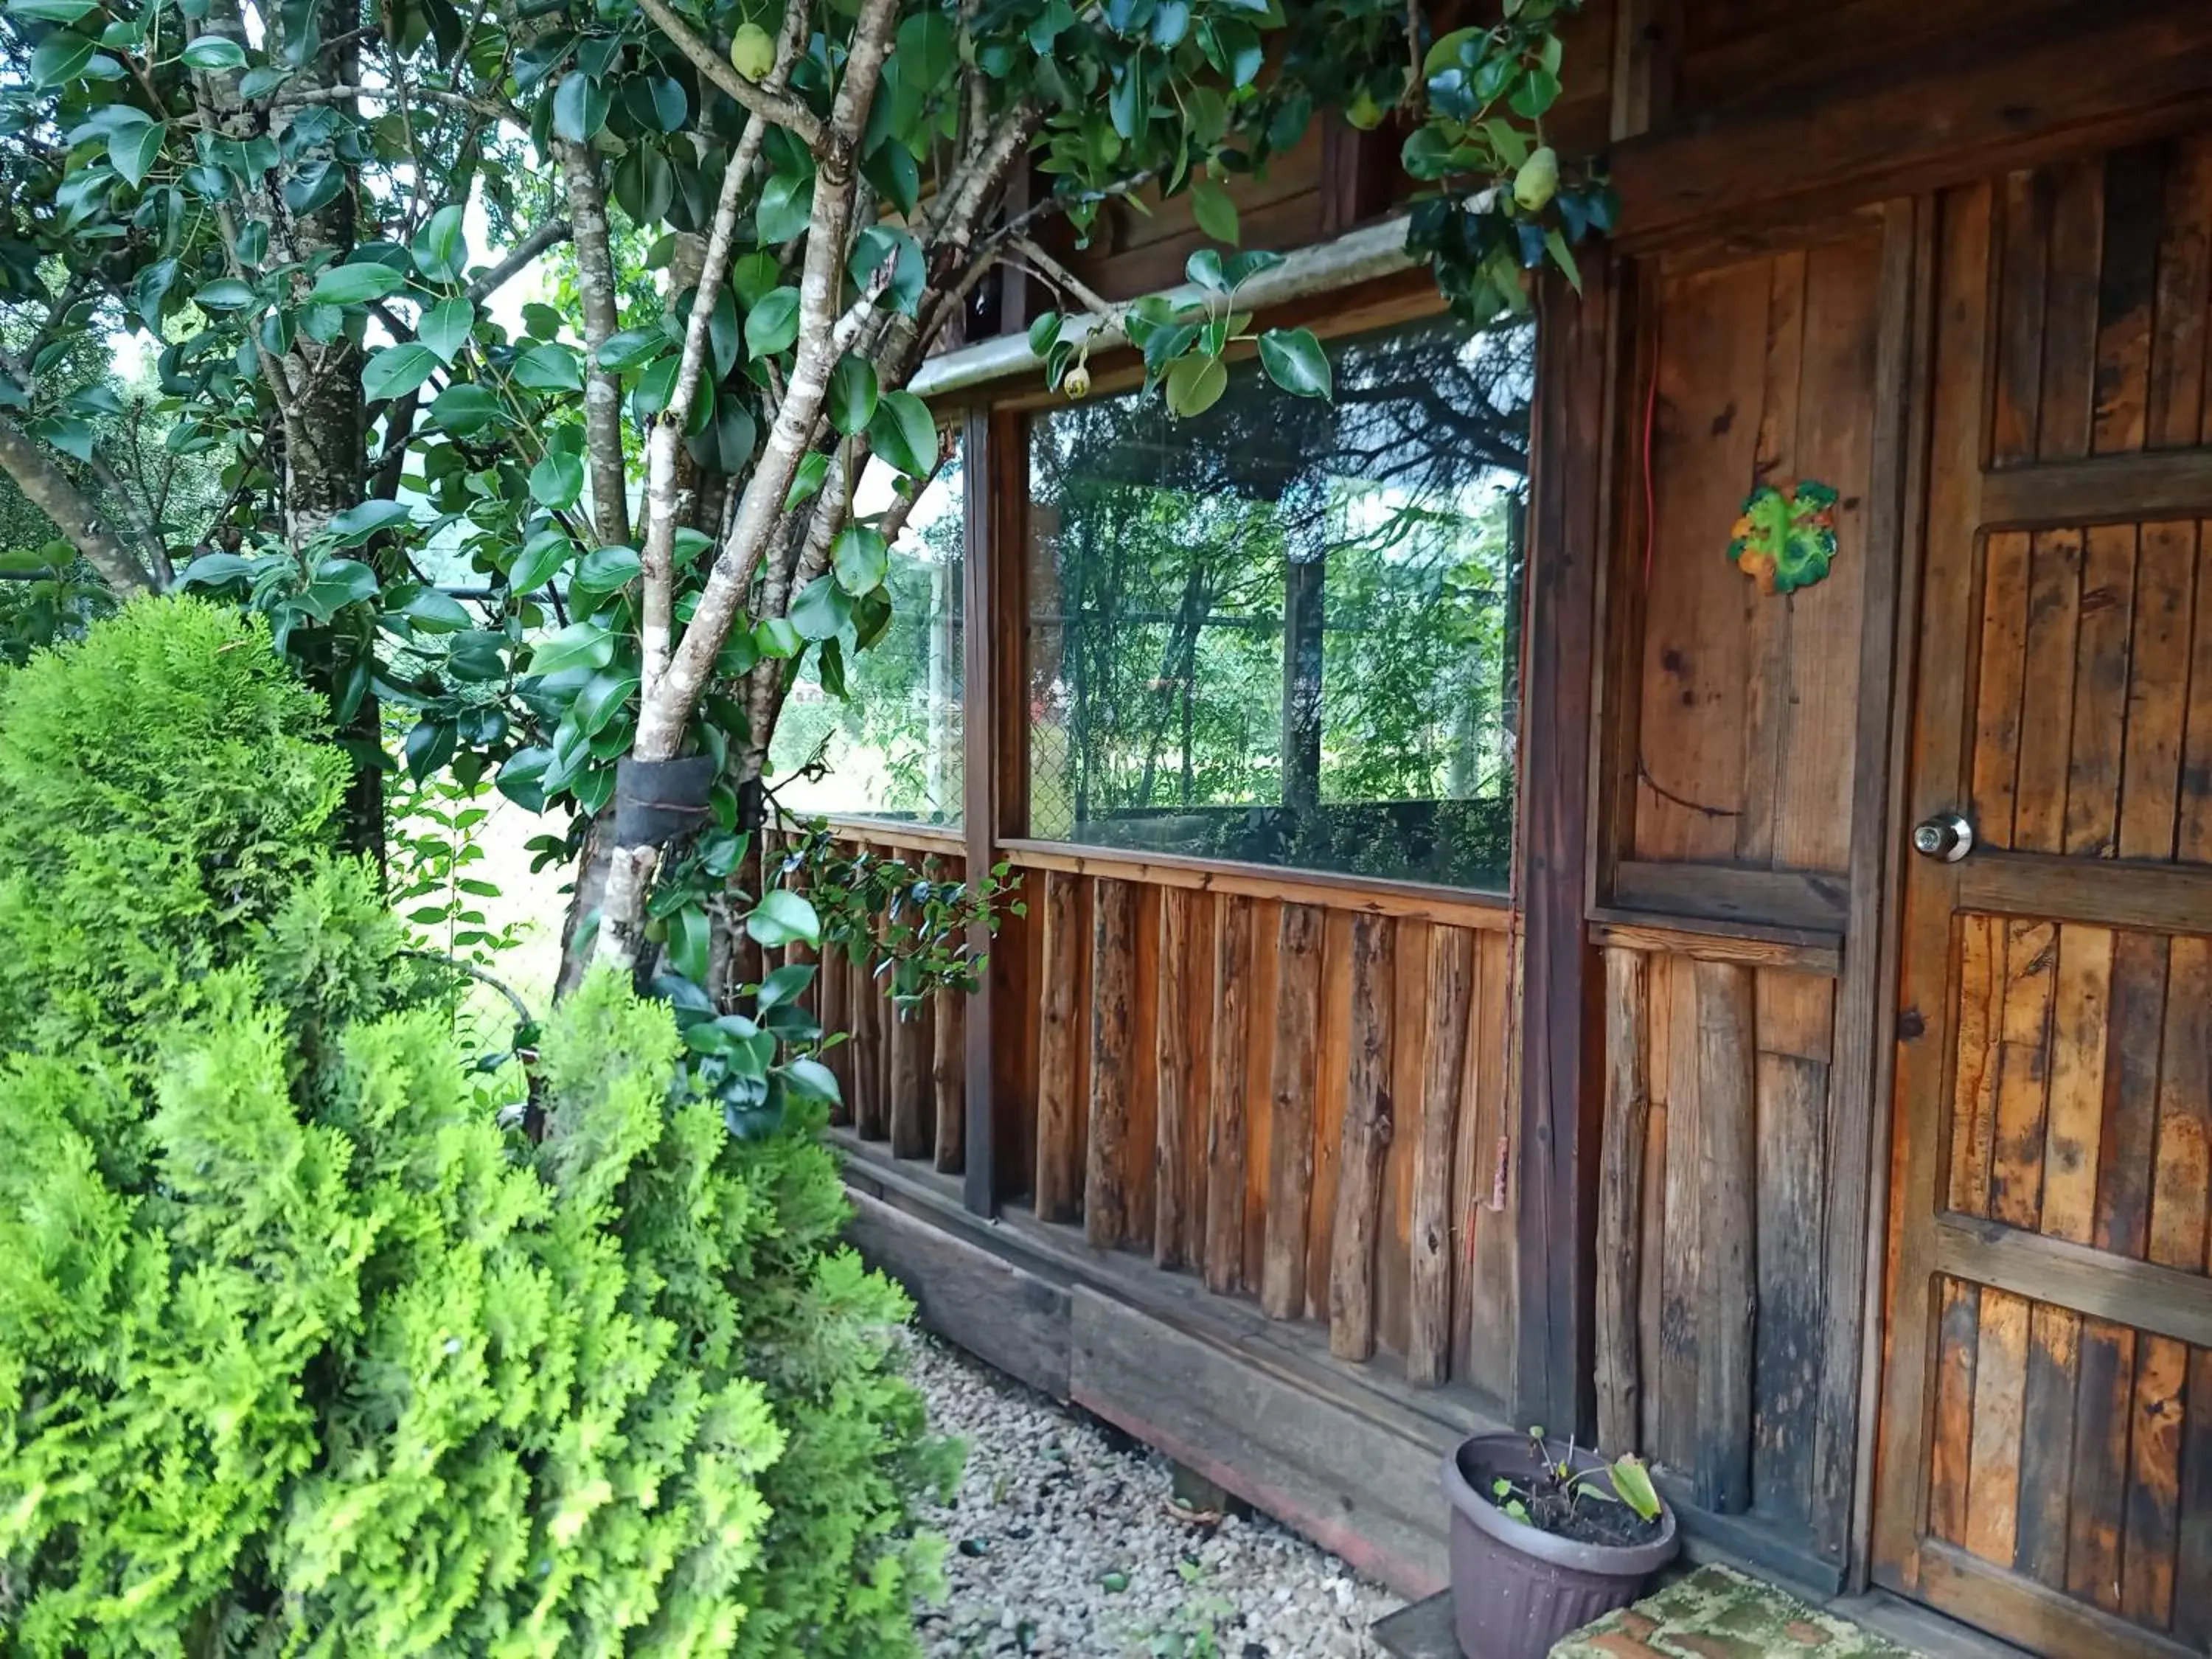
[0,417,153,594]
[560,142,631,548]
[633,0,822,145]
[467,218,571,303]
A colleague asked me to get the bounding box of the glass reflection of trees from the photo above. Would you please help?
[767,443,964,825]
[1026,313,1532,891]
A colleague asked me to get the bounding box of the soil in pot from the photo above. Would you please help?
[1482,1479,1664,1550]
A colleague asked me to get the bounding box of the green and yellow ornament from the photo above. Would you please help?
[1728,479,1839,596]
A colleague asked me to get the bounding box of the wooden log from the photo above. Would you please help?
[821,939,851,1128]
[888,984,932,1161]
[1085,878,1136,1250]
[1203,896,1253,1295]
[1329,914,1396,1363]
[933,984,965,1173]
[1693,957,1756,1514]
[1034,870,1083,1220]
[1261,902,1324,1321]
[1596,945,1650,1454]
[852,936,884,1141]
[1408,928,1474,1387]
[1154,887,1200,1270]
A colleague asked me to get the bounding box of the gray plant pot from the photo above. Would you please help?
[1441,1433,1680,1659]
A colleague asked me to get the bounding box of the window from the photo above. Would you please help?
[766,439,964,825]
[1023,313,1532,890]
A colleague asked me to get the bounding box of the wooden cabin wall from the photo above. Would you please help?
[1584,193,1914,1583]
[1009,858,1524,1407]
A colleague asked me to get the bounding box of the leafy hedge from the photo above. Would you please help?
[0,599,950,1657]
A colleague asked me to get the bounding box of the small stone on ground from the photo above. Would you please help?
[911,1335,1403,1658]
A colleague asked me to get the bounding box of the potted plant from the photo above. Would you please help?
[1440,1427,1680,1659]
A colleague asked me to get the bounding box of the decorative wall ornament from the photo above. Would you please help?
[1728,480,1840,595]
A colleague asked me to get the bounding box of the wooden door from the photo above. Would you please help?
[1874,149,2212,1658]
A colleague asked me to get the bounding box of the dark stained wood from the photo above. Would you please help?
[1657,955,1702,1475]
[1692,958,1756,1514]
[1408,928,1473,1388]
[1242,899,1281,1295]
[1517,252,1614,1433]
[2176,1349,2212,1650]
[1154,886,1201,1271]
[934,984,965,1173]
[1328,914,1395,1363]
[889,994,933,1161]
[1916,1539,2200,1659]
[1610,4,2212,251]
[1307,910,1356,1323]
[1203,895,1253,1295]
[1613,860,1851,933]
[1753,1043,1830,1526]
[1596,945,1650,1454]
[822,938,852,1127]
[1262,903,1324,1322]
[852,933,886,1141]
[1033,869,1083,1220]
[1085,878,1136,1251]
[1932,1220,2212,1356]
[845,1188,1070,1400]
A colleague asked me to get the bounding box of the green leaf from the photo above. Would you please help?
[731,250,779,307]
[405,717,457,782]
[1164,353,1227,419]
[754,616,801,658]
[745,287,800,358]
[784,451,830,509]
[192,278,258,311]
[513,343,582,392]
[779,1057,840,1105]
[894,9,956,86]
[552,72,608,142]
[667,903,711,984]
[746,888,819,948]
[868,389,936,478]
[574,669,638,737]
[397,586,470,632]
[431,382,502,435]
[420,296,475,362]
[827,352,877,437]
[509,527,573,596]
[1026,310,1061,358]
[758,961,815,1009]
[1424,25,1481,78]
[361,341,442,403]
[108,119,164,187]
[755,170,813,242]
[326,498,413,544]
[7,0,98,21]
[571,543,641,605]
[595,327,667,372]
[1185,248,1228,293]
[179,551,255,588]
[1256,327,1330,399]
[528,449,584,509]
[789,573,850,641]
[303,557,380,616]
[412,203,468,283]
[310,261,407,306]
[180,35,248,70]
[1543,226,1582,294]
[832,524,889,594]
[27,416,94,463]
[1608,1455,1663,1523]
[1189,181,1238,246]
[528,619,615,676]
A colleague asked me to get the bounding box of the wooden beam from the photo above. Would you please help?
[1935,1218,2212,1352]
[1612,860,1851,933]
[1203,895,1253,1295]
[1155,886,1201,1270]
[1587,917,1840,975]
[933,984,965,1173]
[1086,877,1137,1250]
[889,995,932,1161]
[1595,945,1650,1456]
[996,838,1514,930]
[1516,256,1614,1433]
[852,930,885,1141]
[1979,447,2212,529]
[1611,2,2212,251]
[1034,869,1084,1221]
[1262,902,1324,1321]
[959,406,1005,1215]
[1957,849,2212,936]
[1328,914,1395,1362]
[1692,958,1756,1515]
[1916,1540,2200,1659]
[1408,928,1473,1387]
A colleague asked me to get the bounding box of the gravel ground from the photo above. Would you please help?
[910,1336,1403,1659]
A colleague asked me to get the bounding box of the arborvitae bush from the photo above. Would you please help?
[0,599,951,1657]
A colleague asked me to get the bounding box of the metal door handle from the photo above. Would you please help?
[1912,813,1975,863]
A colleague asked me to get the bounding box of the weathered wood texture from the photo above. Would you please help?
[1873,138,2212,1659]
[1000,851,1518,1400]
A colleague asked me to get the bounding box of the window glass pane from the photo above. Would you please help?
[768,439,964,825]
[1024,313,1531,891]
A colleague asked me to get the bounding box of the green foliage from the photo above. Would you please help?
[0,600,950,1656]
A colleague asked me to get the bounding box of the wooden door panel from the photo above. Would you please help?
[1876,134,2212,1659]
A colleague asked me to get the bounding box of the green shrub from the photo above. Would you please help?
[0,599,950,1657]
